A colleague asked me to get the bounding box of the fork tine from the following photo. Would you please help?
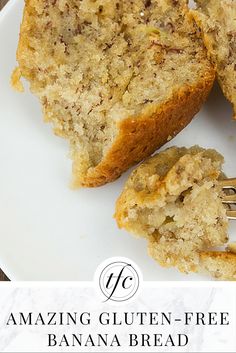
[219,179,236,219]
[226,210,236,220]
[222,194,236,204]
[219,178,236,190]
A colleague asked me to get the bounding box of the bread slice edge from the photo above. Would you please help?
[72,70,215,187]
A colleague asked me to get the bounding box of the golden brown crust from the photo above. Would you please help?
[200,251,236,262]
[199,251,236,280]
[15,0,31,76]
[72,70,215,187]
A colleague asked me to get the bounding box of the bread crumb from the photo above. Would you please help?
[11,67,24,92]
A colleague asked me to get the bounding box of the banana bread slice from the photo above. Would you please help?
[115,146,232,280]
[12,0,214,187]
[193,0,236,119]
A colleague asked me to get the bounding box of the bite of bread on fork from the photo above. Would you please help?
[115,146,236,280]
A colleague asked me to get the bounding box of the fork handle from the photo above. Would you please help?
[219,178,236,190]
[227,210,236,220]
[222,195,236,204]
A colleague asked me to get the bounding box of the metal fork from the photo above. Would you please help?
[219,178,236,220]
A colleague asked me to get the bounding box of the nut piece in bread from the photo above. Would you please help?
[12,0,214,187]
[193,0,236,118]
[115,146,232,280]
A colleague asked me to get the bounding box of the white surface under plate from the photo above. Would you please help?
[0,0,236,280]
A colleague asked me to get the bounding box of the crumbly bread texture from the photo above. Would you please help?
[193,0,236,119]
[12,0,214,187]
[115,146,235,280]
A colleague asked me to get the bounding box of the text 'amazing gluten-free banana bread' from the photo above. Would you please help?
[12,0,214,187]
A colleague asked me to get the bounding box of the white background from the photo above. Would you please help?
[0,282,235,352]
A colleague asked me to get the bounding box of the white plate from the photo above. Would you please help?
[0,0,235,281]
